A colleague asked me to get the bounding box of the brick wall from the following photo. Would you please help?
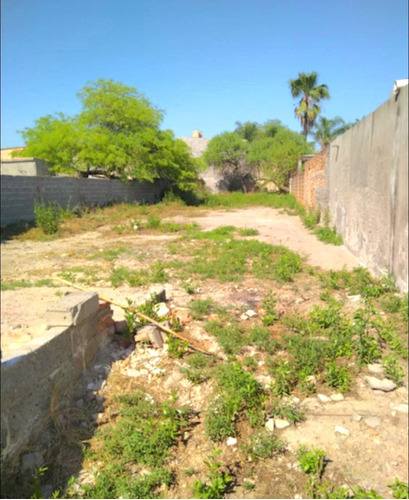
[1,176,165,227]
[289,150,326,208]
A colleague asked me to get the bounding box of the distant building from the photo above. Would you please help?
[179,131,210,158]
[1,148,54,176]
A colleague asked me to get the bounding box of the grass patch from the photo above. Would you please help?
[189,297,215,319]
[237,228,259,236]
[1,279,56,291]
[242,431,286,461]
[203,192,300,209]
[314,226,343,245]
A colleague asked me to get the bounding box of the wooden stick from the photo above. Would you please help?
[53,277,217,357]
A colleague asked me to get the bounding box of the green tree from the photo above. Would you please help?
[289,72,330,139]
[17,79,198,191]
[312,116,353,149]
[248,122,313,191]
[234,121,261,142]
[203,132,254,191]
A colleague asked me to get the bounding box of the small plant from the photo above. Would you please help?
[238,228,259,236]
[297,445,326,477]
[150,261,168,283]
[243,431,286,461]
[167,335,189,359]
[272,251,303,282]
[189,297,214,319]
[182,281,199,294]
[325,361,351,393]
[302,207,321,229]
[315,226,343,245]
[193,449,232,499]
[146,214,162,229]
[34,200,64,234]
[269,399,305,424]
[388,478,409,499]
[382,355,405,387]
[185,467,197,477]
[243,480,255,491]
[261,290,279,326]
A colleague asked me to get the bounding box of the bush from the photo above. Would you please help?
[34,200,64,234]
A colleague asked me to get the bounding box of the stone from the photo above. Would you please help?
[240,313,249,320]
[292,397,300,404]
[391,404,408,413]
[334,426,350,436]
[146,286,166,302]
[171,308,191,325]
[330,393,345,401]
[274,419,291,429]
[367,363,384,374]
[351,414,362,422]
[246,310,257,317]
[136,325,164,348]
[226,437,237,446]
[153,302,170,318]
[317,394,331,403]
[21,451,43,473]
[364,416,381,428]
[365,376,397,392]
[347,294,361,302]
[265,419,275,432]
[306,375,317,385]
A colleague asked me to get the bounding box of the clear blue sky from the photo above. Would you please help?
[1,0,408,147]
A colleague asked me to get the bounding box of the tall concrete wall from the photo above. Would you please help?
[324,85,408,291]
[0,176,165,227]
[1,158,54,176]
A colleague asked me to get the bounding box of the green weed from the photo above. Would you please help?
[238,228,259,236]
[189,297,215,319]
[269,399,305,424]
[382,355,405,387]
[146,214,162,229]
[167,335,189,359]
[324,361,351,393]
[315,226,343,245]
[150,261,168,283]
[249,326,277,354]
[261,290,279,326]
[193,449,232,499]
[388,478,409,499]
[34,200,65,234]
[110,267,148,287]
[302,207,321,229]
[243,430,286,461]
[1,279,55,291]
[297,445,326,477]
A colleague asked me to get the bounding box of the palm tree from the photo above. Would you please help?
[289,72,330,139]
[312,116,352,149]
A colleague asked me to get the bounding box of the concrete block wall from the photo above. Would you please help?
[324,85,408,291]
[1,292,114,461]
[0,176,165,227]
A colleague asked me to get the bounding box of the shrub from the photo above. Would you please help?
[34,200,64,234]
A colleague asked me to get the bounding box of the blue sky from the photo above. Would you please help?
[1,0,408,147]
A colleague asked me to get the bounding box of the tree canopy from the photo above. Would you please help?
[289,72,330,139]
[204,121,313,191]
[17,79,199,191]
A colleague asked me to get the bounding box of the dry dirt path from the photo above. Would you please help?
[167,207,360,270]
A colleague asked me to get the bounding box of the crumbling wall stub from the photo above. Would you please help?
[1,292,114,462]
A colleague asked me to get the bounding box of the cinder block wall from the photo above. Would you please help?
[1,293,115,461]
[325,86,408,291]
[0,176,165,227]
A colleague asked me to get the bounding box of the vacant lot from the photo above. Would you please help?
[1,195,408,499]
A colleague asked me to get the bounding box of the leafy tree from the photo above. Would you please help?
[312,116,353,149]
[248,122,313,191]
[203,132,254,191]
[289,72,330,139]
[17,79,198,191]
[234,121,260,142]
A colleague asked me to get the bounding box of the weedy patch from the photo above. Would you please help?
[192,449,232,499]
[1,279,56,291]
[242,430,286,461]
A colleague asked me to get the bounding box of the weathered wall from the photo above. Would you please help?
[1,158,54,176]
[0,176,165,227]
[289,150,326,208]
[1,293,115,461]
[324,85,408,291]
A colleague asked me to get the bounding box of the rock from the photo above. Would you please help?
[246,310,257,317]
[115,320,128,333]
[295,298,304,304]
[146,286,166,302]
[171,308,191,325]
[365,376,397,392]
[317,394,331,403]
[136,325,164,348]
[347,294,361,302]
[240,313,249,320]
[153,302,170,318]
[274,419,291,429]
[351,414,362,422]
[364,416,382,428]
[367,363,384,374]
[21,451,43,473]
[265,419,275,432]
[330,393,344,401]
[292,397,300,404]
[334,426,350,436]
[306,375,317,385]
[391,404,408,413]
[226,437,237,446]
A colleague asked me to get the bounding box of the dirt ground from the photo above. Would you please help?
[1,206,408,498]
